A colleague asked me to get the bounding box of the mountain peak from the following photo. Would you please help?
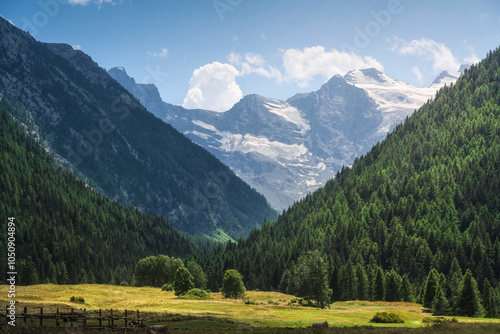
[430,70,460,87]
[344,68,387,85]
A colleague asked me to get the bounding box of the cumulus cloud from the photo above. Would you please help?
[182,62,242,112]
[282,46,384,87]
[390,37,461,73]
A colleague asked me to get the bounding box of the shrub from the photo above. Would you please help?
[179,288,212,300]
[70,296,85,304]
[369,312,404,324]
[119,281,129,286]
[422,317,458,324]
[161,283,174,291]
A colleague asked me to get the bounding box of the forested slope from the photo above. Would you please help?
[0,104,197,284]
[200,48,500,311]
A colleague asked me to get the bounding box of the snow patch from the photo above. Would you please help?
[192,119,218,132]
[264,100,310,134]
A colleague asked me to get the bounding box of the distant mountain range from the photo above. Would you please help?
[0,16,276,240]
[109,66,461,210]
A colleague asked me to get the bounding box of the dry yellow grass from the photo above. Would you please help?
[1,284,499,328]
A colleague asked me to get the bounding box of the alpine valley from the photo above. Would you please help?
[109,66,461,211]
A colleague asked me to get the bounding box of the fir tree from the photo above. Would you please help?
[372,267,385,301]
[455,269,484,317]
[422,269,440,308]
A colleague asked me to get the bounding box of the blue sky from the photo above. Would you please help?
[2,0,500,111]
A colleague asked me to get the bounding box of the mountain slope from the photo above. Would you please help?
[110,67,459,211]
[199,48,500,295]
[0,17,276,239]
[0,102,196,284]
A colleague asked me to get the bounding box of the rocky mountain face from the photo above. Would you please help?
[0,17,277,240]
[109,66,460,211]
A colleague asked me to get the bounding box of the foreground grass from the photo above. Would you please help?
[0,284,499,332]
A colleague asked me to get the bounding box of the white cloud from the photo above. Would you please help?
[72,44,82,50]
[182,62,242,112]
[390,37,460,73]
[412,66,423,85]
[227,52,241,65]
[282,46,384,87]
[147,48,168,58]
[227,52,283,83]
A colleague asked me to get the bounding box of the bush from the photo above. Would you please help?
[369,312,404,324]
[119,281,129,286]
[179,288,212,300]
[161,283,173,291]
[70,296,85,304]
[422,317,458,324]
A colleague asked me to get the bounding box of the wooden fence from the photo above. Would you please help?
[4,306,144,330]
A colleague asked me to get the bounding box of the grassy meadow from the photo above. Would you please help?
[1,284,499,332]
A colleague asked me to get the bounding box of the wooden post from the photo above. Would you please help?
[56,308,59,327]
[99,309,102,329]
[23,306,27,324]
[70,308,74,327]
[83,308,87,328]
[124,309,128,327]
[40,307,43,327]
[111,308,114,328]
[137,310,140,326]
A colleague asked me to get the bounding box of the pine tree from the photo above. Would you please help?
[483,279,497,318]
[422,269,440,308]
[372,267,385,301]
[385,269,402,302]
[432,285,450,315]
[455,269,484,317]
[400,274,414,302]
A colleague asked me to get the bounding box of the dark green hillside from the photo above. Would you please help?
[0,16,276,240]
[201,49,500,312]
[0,104,197,284]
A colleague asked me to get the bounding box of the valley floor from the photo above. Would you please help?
[1,284,499,333]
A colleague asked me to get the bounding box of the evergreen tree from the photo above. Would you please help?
[173,267,195,297]
[483,279,497,318]
[400,274,414,302]
[385,269,402,302]
[422,269,440,308]
[455,269,484,317]
[432,285,450,315]
[372,267,385,301]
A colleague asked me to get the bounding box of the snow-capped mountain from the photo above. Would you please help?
[109,67,461,210]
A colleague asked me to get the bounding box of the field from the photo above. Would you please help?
[1,284,499,333]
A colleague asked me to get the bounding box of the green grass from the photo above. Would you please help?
[0,284,499,332]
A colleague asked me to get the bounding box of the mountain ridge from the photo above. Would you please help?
[0,16,277,240]
[109,65,460,210]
